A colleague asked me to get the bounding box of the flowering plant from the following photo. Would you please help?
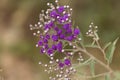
[30,0,119,80]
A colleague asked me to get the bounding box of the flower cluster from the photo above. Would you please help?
[30,0,81,80]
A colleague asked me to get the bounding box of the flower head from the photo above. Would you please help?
[30,0,81,80]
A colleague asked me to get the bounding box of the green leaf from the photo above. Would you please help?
[105,74,111,80]
[90,59,96,76]
[106,37,119,64]
[82,58,92,65]
[104,42,112,50]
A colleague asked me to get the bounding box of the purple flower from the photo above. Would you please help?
[57,29,62,35]
[64,59,71,66]
[38,40,43,46]
[40,35,44,39]
[50,10,58,18]
[44,44,49,49]
[46,34,50,39]
[59,34,65,39]
[52,35,58,41]
[52,44,57,50]
[49,21,54,27]
[66,28,72,33]
[66,35,74,41]
[43,38,48,43]
[59,62,64,68]
[57,6,65,13]
[63,14,69,20]
[58,17,63,23]
[40,48,45,54]
[44,24,49,30]
[47,48,53,55]
[63,23,71,29]
[58,14,69,23]
[54,27,59,31]
[74,28,80,35]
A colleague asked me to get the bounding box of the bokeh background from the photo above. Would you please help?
[0,0,120,80]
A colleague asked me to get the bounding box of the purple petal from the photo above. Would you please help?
[64,59,71,66]
[65,35,74,41]
[50,10,58,18]
[47,48,53,55]
[57,6,65,13]
[63,23,71,29]
[46,34,50,39]
[43,38,48,43]
[74,28,80,35]
[57,29,62,35]
[66,28,72,33]
[40,48,45,54]
[59,62,64,68]
[54,27,59,31]
[59,34,65,39]
[52,35,58,41]
[49,21,54,27]
[44,44,49,49]
[38,40,43,46]
[52,44,57,50]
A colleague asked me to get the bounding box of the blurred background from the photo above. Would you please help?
[0,0,120,80]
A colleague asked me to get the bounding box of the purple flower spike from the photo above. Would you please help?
[47,48,53,55]
[57,6,65,13]
[52,44,57,50]
[74,28,80,35]
[30,1,81,79]
[59,62,64,68]
[64,59,71,66]
[52,35,58,41]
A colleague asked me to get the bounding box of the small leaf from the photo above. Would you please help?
[105,74,111,80]
[104,42,112,50]
[90,59,96,76]
[82,58,92,65]
[106,37,119,64]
